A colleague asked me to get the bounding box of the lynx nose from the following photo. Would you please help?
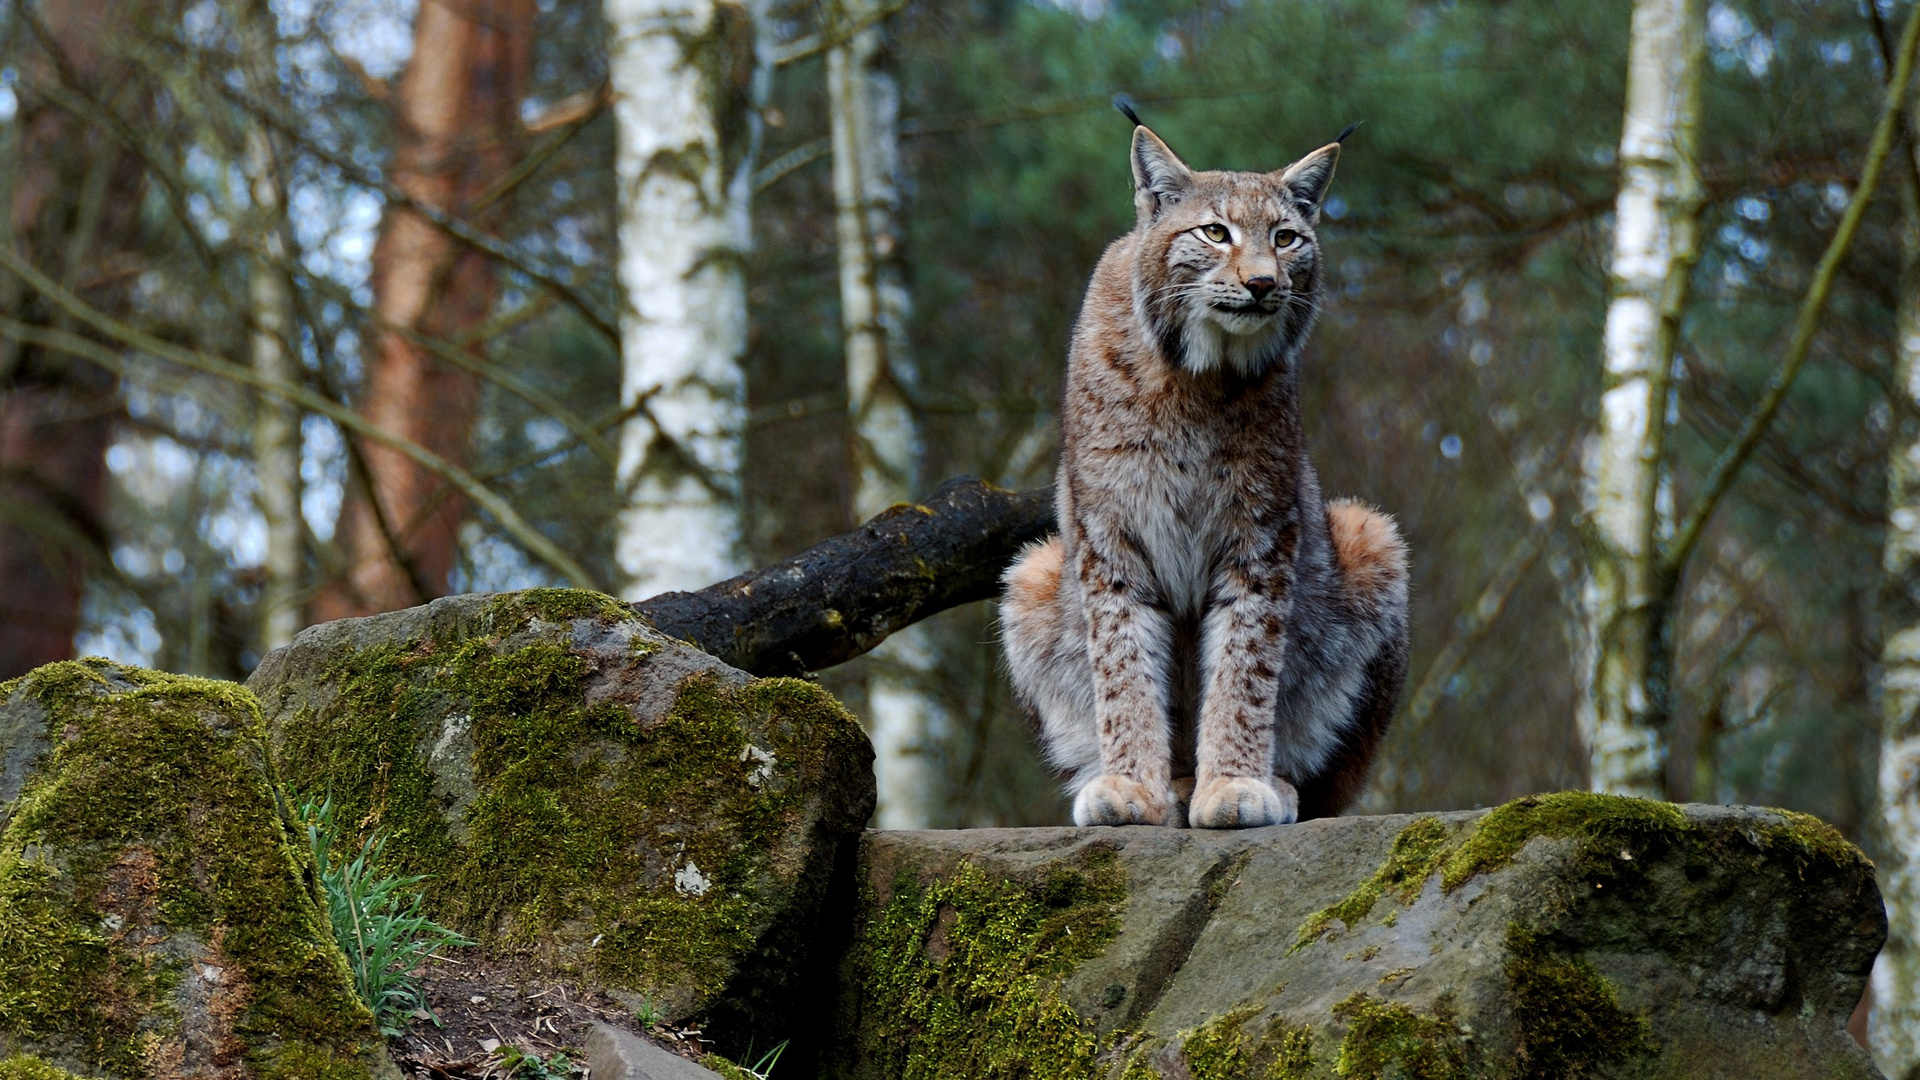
[1244,276,1278,300]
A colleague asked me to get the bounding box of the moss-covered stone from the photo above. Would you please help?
[0,660,395,1079]
[1292,817,1451,950]
[246,590,875,1063]
[830,799,1884,1080]
[1502,922,1650,1079]
[1329,994,1469,1080]
[838,848,1126,1080]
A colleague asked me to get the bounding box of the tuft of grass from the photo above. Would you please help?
[702,1040,787,1080]
[300,796,472,1036]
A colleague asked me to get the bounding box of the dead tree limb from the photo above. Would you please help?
[636,478,1054,676]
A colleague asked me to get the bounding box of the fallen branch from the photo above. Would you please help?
[637,478,1054,676]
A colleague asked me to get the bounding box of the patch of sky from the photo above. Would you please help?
[301,414,347,541]
[1039,0,1110,20]
[1707,3,1773,77]
[182,0,226,48]
[1439,434,1462,460]
[524,417,568,454]
[107,435,198,511]
[323,0,417,79]
[75,586,163,668]
[1735,196,1770,222]
[554,217,595,267]
[450,522,559,594]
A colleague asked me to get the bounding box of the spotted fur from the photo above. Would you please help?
[1000,122,1410,828]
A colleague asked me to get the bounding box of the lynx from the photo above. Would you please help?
[1000,114,1410,829]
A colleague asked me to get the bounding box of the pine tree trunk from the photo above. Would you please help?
[1580,0,1704,798]
[315,0,533,620]
[1874,153,1920,1080]
[828,0,936,828]
[606,0,766,600]
[0,0,141,676]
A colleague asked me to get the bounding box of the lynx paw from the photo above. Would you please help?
[1190,775,1298,829]
[1073,774,1175,826]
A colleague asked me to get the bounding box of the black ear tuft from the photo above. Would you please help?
[1334,120,1362,144]
[1113,94,1144,128]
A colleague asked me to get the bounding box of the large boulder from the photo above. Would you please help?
[0,660,396,1080]
[830,794,1884,1079]
[246,589,875,1055]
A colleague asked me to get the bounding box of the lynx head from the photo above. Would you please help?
[1125,123,1341,377]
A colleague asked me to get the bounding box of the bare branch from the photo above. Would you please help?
[1661,1,1920,580]
[0,248,600,592]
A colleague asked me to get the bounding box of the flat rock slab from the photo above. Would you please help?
[0,660,396,1080]
[830,795,1884,1079]
[247,589,875,1057]
[585,1025,725,1080]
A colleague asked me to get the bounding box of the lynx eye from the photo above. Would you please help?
[1274,229,1300,248]
[1200,223,1231,243]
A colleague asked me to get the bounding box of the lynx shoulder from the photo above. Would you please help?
[1000,116,1409,828]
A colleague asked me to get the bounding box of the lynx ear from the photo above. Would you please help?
[1131,126,1193,219]
[1276,142,1341,223]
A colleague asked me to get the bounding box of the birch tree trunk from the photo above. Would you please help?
[1580,0,1704,798]
[1873,139,1920,1080]
[245,124,304,651]
[315,0,533,620]
[828,0,938,827]
[606,0,766,600]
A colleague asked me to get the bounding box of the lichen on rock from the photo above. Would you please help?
[246,589,875,1059]
[0,659,395,1080]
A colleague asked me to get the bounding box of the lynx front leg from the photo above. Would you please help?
[1191,562,1297,829]
[1075,543,1178,827]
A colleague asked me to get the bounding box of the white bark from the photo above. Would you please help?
[607,0,766,599]
[1580,0,1704,798]
[829,0,938,827]
[1874,179,1920,1077]
[245,125,304,651]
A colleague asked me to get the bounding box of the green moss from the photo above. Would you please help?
[1171,1004,1319,1080]
[1263,1021,1315,1080]
[0,1055,84,1080]
[1503,923,1650,1080]
[1438,793,1688,891]
[700,1054,757,1080]
[271,603,867,1003]
[1331,994,1469,1080]
[1294,818,1450,949]
[0,660,384,1078]
[1180,1003,1262,1080]
[849,849,1127,1080]
[488,587,636,626]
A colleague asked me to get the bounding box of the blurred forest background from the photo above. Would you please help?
[2,0,1919,1065]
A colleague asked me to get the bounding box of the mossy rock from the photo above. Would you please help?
[0,659,397,1080]
[246,589,876,1060]
[828,794,1885,1079]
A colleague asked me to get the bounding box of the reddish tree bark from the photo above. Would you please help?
[0,0,144,676]
[316,0,534,619]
